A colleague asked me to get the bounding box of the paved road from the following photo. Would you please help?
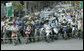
[1,39,83,50]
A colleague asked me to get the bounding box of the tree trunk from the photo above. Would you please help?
[19,11,20,17]
[24,1,27,15]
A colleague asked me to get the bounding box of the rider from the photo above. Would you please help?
[3,21,9,43]
[67,23,72,39]
[6,23,13,44]
[51,20,57,40]
[25,25,31,44]
[71,19,76,38]
[44,20,53,42]
[34,20,41,41]
[61,19,68,39]
[12,23,21,45]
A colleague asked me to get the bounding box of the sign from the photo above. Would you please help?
[79,1,83,7]
[6,3,12,7]
[6,3,13,17]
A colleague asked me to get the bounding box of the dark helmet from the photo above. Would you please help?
[63,19,66,21]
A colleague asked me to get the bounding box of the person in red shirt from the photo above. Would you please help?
[25,25,31,44]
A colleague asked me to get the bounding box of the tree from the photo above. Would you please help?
[11,1,24,17]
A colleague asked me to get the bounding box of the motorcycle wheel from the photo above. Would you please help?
[13,37,17,46]
[46,34,50,43]
[54,34,58,40]
[64,33,67,40]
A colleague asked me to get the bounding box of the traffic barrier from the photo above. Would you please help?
[1,33,73,40]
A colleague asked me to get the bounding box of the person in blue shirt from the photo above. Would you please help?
[34,20,42,41]
[14,18,21,26]
[34,20,41,29]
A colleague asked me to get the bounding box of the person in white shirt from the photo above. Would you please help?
[44,20,54,41]
[44,20,51,30]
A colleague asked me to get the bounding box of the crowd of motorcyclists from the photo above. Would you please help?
[1,5,83,46]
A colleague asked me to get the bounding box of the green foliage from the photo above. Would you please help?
[10,1,25,17]
[11,1,24,11]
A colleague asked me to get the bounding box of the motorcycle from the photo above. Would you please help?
[25,27,31,44]
[45,26,52,43]
[40,27,45,40]
[62,26,68,40]
[12,30,18,46]
[35,27,40,41]
[77,30,83,39]
[53,27,59,40]
[72,25,76,38]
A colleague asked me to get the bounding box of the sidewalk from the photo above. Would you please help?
[1,39,83,50]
